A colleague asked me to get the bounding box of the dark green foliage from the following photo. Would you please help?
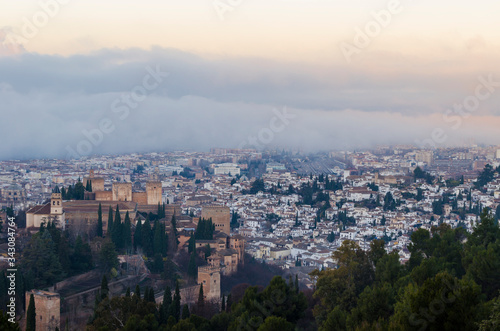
[249,178,265,194]
[123,211,132,250]
[195,218,215,240]
[21,230,65,287]
[475,164,495,188]
[172,281,181,322]
[327,231,335,243]
[383,192,396,211]
[112,205,124,249]
[231,276,308,329]
[171,214,179,250]
[134,285,141,300]
[107,206,113,238]
[133,218,142,251]
[181,304,190,320]
[188,232,195,254]
[414,166,434,184]
[96,203,103,237]
[198,283,204,310]
[98,240,118,272]
[100,275,109,300]
[187,252,197,280]
[26,294,36,331]
[0,310,20,330]
[71,235,93,273]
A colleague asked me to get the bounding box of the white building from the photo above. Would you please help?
[213,163,241,176]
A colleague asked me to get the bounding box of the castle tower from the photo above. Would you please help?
[229,235,245,266]
[84,169,105,192]
[201,205,230,235]
[198,266,221,301]
[146,181,162,205]
[25,290,60,331]
[112,182,133,201]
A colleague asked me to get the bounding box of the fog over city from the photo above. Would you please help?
[1,1,500,159]
[0,46,499,160]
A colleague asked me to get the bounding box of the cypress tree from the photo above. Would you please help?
[123,211,132,250]
[26,293,36,331]
[171,214,179,249]
[134,285,141,300]
[96,203,103,237]
[188,252,197,280]
[204,244,211,260]
[162,223,169,256]
[107,206,113,238]
[181,304,190,319]
[113,205,123,248]
[142,218,152,256]
[125,287,131,297]
[172,281,181,321]
[134,219,142,251]
[226,293,232,312]
[100,275,109,300]
[149,287,155,303]
[153,220,162,256]
[188,233,195,254]
[198,283,204,310]
[295,274,299,294]
[221,294,225,311]
[163,286,172,307]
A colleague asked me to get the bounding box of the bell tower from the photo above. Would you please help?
[50,193,63,215]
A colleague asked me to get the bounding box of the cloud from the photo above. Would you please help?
[0,47,499,160]
[0,27,26,57]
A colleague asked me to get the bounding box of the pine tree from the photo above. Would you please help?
[26,293,36,331]
[96,203,103,237]
[107,206,114,238]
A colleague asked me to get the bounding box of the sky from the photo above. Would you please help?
[1,0,500,159]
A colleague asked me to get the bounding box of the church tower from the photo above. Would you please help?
[50,192,63,215]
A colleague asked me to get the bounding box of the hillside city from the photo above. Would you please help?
[2,145,500,330]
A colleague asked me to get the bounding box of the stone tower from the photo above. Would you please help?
[112,182,133,201]
[84,169,105,192]
[26,290,60,331]
[198,266,221,301]
[201,205,230,235]
[146,181,162,205]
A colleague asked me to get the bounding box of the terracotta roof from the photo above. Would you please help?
[27,203,50,215]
